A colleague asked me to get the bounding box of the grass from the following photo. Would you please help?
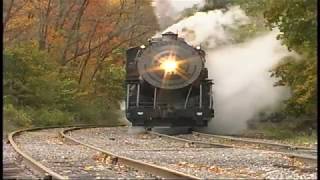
[241,119,317,147]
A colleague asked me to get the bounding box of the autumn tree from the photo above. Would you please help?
[4,0,158,82]
[3,0,159,129]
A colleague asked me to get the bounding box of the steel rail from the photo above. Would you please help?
[147,131,258,179]
[61,127,201,180]
[151,130,317,165]
[192,131,317,151]
[149,131,234,148]
[8,126,68,179]
[7,124,125,180]
[192,131,317,165]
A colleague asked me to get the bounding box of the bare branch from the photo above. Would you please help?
[78,20,100,84]
[89,30,151,82]
[60,0,89,64]
[39,0,52,50]
[55,1,77,30]
[62,20,144,65]
[3,0,15,31]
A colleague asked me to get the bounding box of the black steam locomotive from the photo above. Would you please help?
[125,32,214,128]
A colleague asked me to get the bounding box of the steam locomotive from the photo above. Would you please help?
[125,32,214,128]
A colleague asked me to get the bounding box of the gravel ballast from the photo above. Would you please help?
[3,139,39,179]
[175,133,317,157]
[68,127,317,179]
[14,128,158,179]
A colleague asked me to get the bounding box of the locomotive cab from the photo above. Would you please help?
[125,32,214,128]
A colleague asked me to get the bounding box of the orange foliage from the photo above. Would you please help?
[4,0,159,84]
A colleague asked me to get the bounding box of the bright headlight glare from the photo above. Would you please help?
[160,59,177,73]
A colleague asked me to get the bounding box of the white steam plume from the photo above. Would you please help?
[161,6,294,134]
[206,31,291,134]
[119,101,130,125]
[152,0,204,30]
[169,0,204,12]
[162,6,249,48]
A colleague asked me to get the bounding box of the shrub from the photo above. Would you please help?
[4,104,32,130]
[71,99,122,125]
[4,42,124,129]
[27,108,75,126]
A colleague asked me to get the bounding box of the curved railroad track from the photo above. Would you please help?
[7,125,317,179]
[60,127,200,179]
[7,125,200,179]
[65,126,317,179]
[148,131,317,166]
[3,154,39,179]
[8,126,71,179]
[192,131,317,152]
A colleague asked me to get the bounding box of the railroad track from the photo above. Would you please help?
[148,130,317,166]
[191,131,317,165]
[7,125,200,179]
[8,126,70,179]
[65,126,318,179]
[63,126,253,179]
[2,161,37,179]
[3,135,38,179]
[7,126,317,179]
[60,127,200,179]
[192,131,317,152]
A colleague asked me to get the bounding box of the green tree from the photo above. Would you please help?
[3,43,78,127]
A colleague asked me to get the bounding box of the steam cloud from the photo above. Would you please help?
[161,6,293,134]
[152,0,204,30]
[206,32,291,134]
[163,6,249,48]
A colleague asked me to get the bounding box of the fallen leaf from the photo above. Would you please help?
[84,166,94,171]
[208,166,223,174]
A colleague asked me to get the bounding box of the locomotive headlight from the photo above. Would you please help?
[160,59,177,73]
[196,46,201,50]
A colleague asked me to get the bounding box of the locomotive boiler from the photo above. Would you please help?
[125,32,214,128]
